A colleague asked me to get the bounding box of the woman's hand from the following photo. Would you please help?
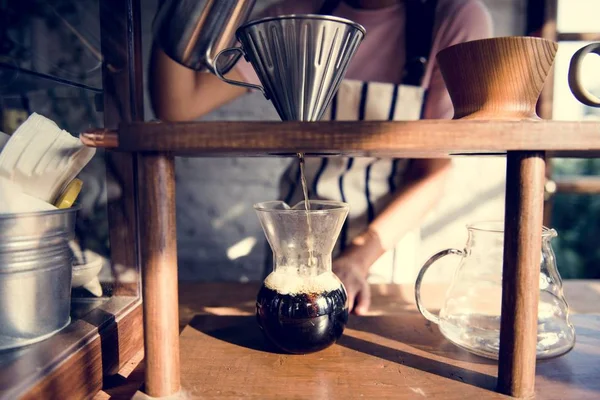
[332,229,385,315]
[333,256,371,315]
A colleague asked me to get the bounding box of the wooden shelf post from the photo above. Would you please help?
[497,151,546,398]
[139,153,181,397]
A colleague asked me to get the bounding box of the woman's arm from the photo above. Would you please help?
[333,158,451,314]
[149,0,310,121]
[341,158,451,274]
[149,46,248,121]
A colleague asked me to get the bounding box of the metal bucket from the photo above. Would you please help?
[152,0,257,73]
[0,208,77,351]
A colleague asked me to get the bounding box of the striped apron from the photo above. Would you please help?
[279,79,426,283]
[263,0,438,284]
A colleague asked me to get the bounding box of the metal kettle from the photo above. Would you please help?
[152,0,256,74]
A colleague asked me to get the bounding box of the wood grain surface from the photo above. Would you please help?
[0,297,141,400]
[553,176,600,194]
[100,0,143,297]
[80,120,600,157]
[94,349,145,400]
[498,152,547,398]
[176,281,600,323]
[533,0,558,227]
[92,282,600,399]
[558,32,600,41]
[173,283,600,400]
[139,154,181,397]
[436,37,558,120]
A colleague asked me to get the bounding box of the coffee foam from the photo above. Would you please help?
[264,266,341,295]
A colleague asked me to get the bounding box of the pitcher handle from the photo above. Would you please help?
[414,248,464,325]
[568,42,600,107]
[213,47,268,98]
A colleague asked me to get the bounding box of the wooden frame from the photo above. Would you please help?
[527,0,558,225]
[0,1,144,399]
[6,1,597,398]
[100,0,144,298]
[79,26,599,398]
[139,154,181,396]
[82,120,600,157]
[82,118,600,399]
[550,176,600,194]
[0,297,141,400]
[532,0,600,220]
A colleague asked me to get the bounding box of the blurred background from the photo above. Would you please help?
[0,0,599,284]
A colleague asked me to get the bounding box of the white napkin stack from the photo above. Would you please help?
[0,113,96,211]
[0,177,57,213]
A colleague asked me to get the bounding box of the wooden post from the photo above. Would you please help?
[139,153,180,397]
[100,0,144,297]
[497,151,546,398]
[529,0,558,227]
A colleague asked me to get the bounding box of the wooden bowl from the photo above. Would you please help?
[437,36,558,121]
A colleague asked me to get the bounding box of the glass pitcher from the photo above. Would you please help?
[254,200,350,354]
[415,221,575,360]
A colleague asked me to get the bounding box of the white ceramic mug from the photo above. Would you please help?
[568,42,600,107]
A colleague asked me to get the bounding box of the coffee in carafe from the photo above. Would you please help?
[256,267,348,353]
[254,200,350,354]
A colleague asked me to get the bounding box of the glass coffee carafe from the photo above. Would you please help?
[254,200,349,354]
[415,221,575,360]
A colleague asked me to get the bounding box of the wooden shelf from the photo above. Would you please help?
[553,176,600,194]
[0,296,142,400]
[557,32,600,42]
[86,120,600,158]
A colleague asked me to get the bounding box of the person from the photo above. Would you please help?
[150,0,493,315]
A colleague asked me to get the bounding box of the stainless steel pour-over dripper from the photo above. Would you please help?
[213,15,366,121]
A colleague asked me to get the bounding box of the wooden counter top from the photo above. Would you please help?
[99,281,600,399]
[177,280,600,327]
[176,281,600,399]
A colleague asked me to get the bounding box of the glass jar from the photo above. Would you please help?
[254,200,349,354]
[415,221,575,360]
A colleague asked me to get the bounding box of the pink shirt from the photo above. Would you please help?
[236,0,493,119]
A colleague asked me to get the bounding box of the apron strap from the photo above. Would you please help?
[318,0,437,86]
[403,0,438,86]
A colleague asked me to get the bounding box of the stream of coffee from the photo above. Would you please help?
[298,153,310,214]
[297,153,315,270]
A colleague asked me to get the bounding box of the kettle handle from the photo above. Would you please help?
[568,42,600,107]
[213,47,268,98]
[414,248,464,325]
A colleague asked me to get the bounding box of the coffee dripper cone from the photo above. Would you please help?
[213,14,365,121]
[436,37,558,120]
